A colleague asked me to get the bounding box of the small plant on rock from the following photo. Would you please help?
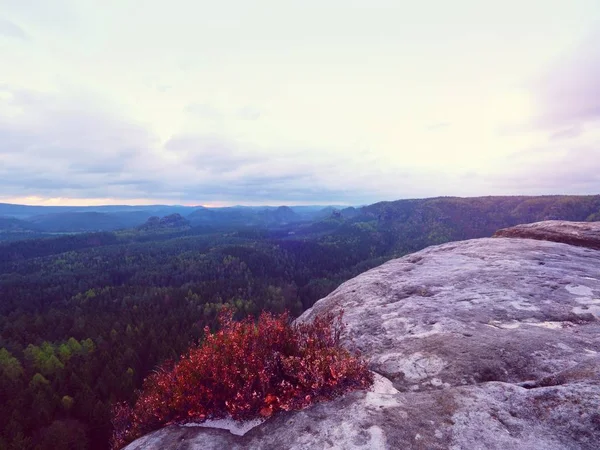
[111,308,373,449]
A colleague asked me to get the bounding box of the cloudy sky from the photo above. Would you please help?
[1,0,599,206]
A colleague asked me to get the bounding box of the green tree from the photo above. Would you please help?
[0,348,23,381]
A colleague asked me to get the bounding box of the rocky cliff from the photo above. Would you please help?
[494,220,600,250]
[125,221,600,449]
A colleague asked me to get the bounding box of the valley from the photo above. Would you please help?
[1,195,600,449]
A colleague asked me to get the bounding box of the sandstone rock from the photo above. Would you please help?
[126,234,600,449]
[494,220,600,250]
[299,238,600,391]
[126,369,600,449]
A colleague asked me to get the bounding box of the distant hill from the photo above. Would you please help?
[300,195,600,256]
[26,211,154,232]
[0,203,340,234]
[0,216,39,232]
[359,195,600,233]
[257,206,300,224]
[187,206,302,227]
[0,202,172,218]
[138,214,191,231]
[0,217,45,241]
[2,196,598,238]
[0,203,206,222]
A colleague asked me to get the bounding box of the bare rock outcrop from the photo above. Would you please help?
[125,223,600,449]
[299,237,600,392]
[494,220,600,250]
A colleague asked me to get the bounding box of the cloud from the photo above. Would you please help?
[488,141,600,195]
[185,103,222,120]
[0,86,158,198]
[531,28,600,129]
[175,174,357,203]
[3,53,599,207]
[0,86,386,204]
[237,106,261,121]
[185,104,263,121]
[426,122,451,131]
[548,125,584,141]
[0,0,77,32]
[0,18,29,41]
[163,134,262,172]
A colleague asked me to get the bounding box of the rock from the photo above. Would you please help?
[298,238,600,391]
[494,220,600,250]
[138,213,190,230]
[125,233,600,449]
[126,372,600,449]
[257,206,300,225]
[159,213,190,228]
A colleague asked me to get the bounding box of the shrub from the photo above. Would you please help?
[111,308,372,449]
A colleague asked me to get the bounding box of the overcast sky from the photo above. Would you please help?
[1,0,599,206]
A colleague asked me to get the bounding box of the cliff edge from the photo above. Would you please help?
[494,220,600,250]
[125,221,600,449]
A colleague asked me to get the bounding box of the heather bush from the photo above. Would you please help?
[111,308,373,449]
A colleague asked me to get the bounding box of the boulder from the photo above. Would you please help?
[125,225,600,449]
[494,220,600,250]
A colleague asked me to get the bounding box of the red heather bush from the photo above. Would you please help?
[111,309,373,449]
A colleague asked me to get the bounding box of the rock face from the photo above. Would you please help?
[494,220,600,250]
[138,213,190,230]
[299,237,600,390]
[125,222,600,449]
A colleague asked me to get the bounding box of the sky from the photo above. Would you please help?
[1,0,599,206]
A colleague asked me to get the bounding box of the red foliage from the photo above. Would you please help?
[111,309,372,449]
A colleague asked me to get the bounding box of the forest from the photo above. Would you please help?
[1,195,599,449]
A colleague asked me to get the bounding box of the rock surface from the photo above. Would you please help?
[299,238,600,391]
[125,223,600,449]
[494,220,600,250]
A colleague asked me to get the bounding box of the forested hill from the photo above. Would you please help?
[296,195,600,255]
[0,204,328,240]
[1,194,599,449]
[363,195,600,229]
[2,195,599,241]
[350,195,600,250]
